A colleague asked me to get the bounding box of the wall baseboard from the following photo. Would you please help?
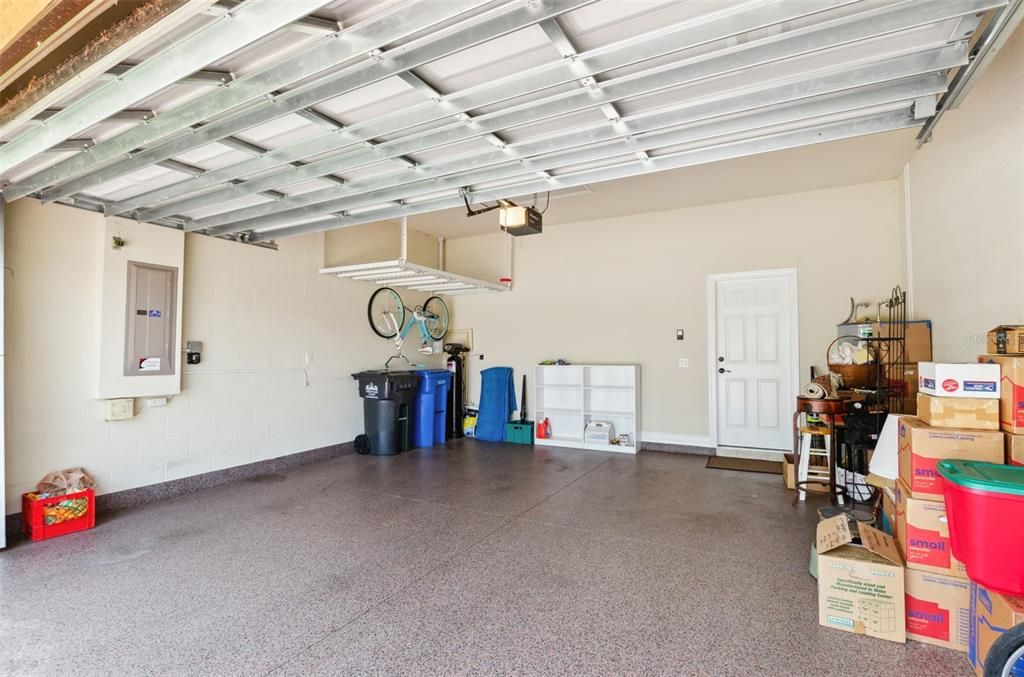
[641,431,714,448]
[5,441,355,546]
[640,431,715,456]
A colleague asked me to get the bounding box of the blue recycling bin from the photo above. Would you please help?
[413,369,453,448]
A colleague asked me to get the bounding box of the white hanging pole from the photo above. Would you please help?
[399,216,408,263]
[503,232,513,289]
[438,237,445,271]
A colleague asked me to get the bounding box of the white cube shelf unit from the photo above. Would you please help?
[534,364,640,454]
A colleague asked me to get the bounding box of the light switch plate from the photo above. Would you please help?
[678,358,689,368]
[104,398,135,421]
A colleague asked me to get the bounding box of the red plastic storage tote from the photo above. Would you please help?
[22,488,96,541]
[939,460,1024,596]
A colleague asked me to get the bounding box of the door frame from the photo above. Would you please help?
[706,267,800,451]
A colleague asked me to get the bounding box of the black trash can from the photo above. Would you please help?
[352,370,421,455]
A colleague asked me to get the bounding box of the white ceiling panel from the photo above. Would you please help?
[174,144,252,168]
[317,76,423,123]
[232,113,324,148]
[499,106,611,143]
[184,192,279,221]
[563,0,748,50]
[415,25,559,91]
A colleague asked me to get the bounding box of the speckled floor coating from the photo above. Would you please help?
[1,440,972,676]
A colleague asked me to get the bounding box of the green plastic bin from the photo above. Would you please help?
[504,421,534,445]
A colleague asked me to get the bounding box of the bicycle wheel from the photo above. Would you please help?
[422,296,449,340]
[985,623,1024,677]
[367,287,405,339]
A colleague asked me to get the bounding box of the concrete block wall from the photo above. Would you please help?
[4,199,440,514]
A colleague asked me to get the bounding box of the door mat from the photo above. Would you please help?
[706,456,783,475]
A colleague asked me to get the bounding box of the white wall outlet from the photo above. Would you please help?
[678,358,689,368]
[104,398,134,421]
[146,397,168,408]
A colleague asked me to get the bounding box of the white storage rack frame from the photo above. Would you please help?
[534,364,640,454]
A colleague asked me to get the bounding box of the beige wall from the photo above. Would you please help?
[904,27,1024,361]
[4,199,440,514]
[96,216,185,399]
[324,221,440,269]
[446,180,905,445]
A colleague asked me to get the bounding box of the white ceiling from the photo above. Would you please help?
[0,0,1010,247]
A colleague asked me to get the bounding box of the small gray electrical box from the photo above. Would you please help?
[186,340,203,353]
[124,261,178,377]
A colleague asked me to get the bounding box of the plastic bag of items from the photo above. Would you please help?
[36,467,96,497]
[828,340,874,366]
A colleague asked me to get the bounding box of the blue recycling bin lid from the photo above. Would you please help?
[416,369,452,393]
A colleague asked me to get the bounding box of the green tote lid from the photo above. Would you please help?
[938,460,1024,496]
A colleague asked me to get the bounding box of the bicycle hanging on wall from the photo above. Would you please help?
[367,287,449,368]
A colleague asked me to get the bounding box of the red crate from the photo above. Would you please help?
[22,488,96,541]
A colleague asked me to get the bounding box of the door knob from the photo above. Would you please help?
[718,367,731,374]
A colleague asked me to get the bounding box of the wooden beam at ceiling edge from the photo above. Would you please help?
[0,0,215,142]
[0,0,113,92]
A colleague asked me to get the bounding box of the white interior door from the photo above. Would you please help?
[713,272,796,451]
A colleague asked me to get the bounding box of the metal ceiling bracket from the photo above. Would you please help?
[1,0,494,201]
[0,0,336,176]
[123,0,991,224]
[31,0,595,203]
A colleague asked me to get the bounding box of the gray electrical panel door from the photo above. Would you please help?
[124,261,177,376]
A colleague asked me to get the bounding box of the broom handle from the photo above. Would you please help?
[520,374,527,423]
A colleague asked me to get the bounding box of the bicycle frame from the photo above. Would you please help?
[382,305,439,368]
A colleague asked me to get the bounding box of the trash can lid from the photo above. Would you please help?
[352,369,420,379]
[938,460,1024,496]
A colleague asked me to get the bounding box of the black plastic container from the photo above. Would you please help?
[352,370,421,455]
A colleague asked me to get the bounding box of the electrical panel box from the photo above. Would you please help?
[124,261,177,377]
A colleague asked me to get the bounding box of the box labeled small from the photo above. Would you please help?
[978,355,1024,434]
[895,482,967,579]
[905,569,970,651]
[898,417,1003,501]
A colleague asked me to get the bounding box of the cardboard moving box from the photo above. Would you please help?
[969,583,1024,677]
[917,393,1000,430]
[988,325,1024,355]
[1009,433,1024,467]
[919,362,1000,399]
[977,355,1024,434]
[901,365,919,415]
[905,569,971,652]
[874,321,933,364]
[895,482,968,579]
[898,417,1004,500]
[817,515,906,643]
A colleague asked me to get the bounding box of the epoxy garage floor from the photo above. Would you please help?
[1,441,968,676]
